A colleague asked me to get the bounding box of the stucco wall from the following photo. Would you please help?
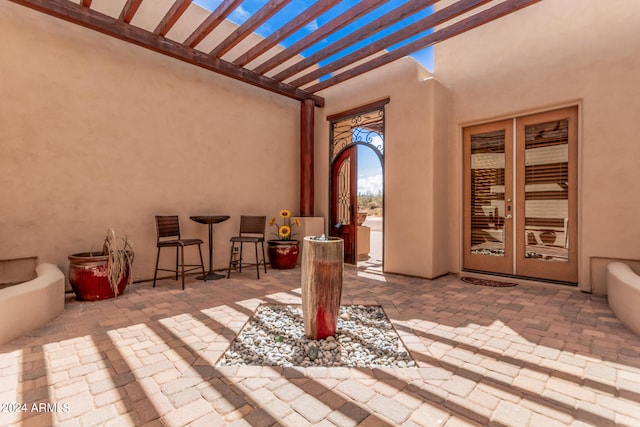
[435,0,640,292]
[0,2,300,285]
[316,58,450,279]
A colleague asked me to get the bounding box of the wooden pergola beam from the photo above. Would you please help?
[209,0,291,58]
[183,0,242,48]
[305,0,542,94]
[10,0,324,106]
[154,0,191,36]
[290,0,491,88]
[233,0,341,68]
[300,99,315,217]
[120,0,143,23]
[252,0,389,75]
[273,0,439,82]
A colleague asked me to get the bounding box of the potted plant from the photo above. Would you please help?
[68,228,134,301]
[267,209,301,269]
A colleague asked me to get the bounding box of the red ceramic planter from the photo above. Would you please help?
[68,252,129,301]
[267,240,300,269]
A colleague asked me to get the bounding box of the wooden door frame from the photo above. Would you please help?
[463,120,514,275]
[463,106,579,283]
[328,99,388,265]
[514,106,578,282]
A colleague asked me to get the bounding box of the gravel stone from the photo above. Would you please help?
[218,305,414,368]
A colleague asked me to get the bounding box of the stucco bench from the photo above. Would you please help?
[0,263,65,345]
[607,262,640,335]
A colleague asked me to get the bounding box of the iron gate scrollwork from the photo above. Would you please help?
[330,108,385,163]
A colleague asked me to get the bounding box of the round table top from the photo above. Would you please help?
[189,215,230,225]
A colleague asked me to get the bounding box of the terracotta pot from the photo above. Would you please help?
[357,211,368,226]
[68,252,130,301]
[267,240,300,269]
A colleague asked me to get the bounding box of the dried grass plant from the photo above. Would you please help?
[103,228,134,296]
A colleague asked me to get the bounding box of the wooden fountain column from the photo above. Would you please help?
[301,236,344,340]
[299,100,344,340]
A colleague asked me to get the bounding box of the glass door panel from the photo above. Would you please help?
[463,121,513,274]
[515,107,578,282]
[523,120,569,261]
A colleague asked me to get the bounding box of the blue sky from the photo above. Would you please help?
[358,144,383,195]
[194,1,427,194]
[193,0,435,72]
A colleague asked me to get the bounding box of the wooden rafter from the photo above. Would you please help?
[290,0,491,88]
[183,0,242,48]
[11,0,543,99]
[305,0,543,93]
[252,0,389,75]
[154,0,191,36]
[9,0,324,106]
[209,0,291,58]
[273,0,439,82]
[233,0,341,67]
[120,0,143,23]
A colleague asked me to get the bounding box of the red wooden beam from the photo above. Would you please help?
[273,0,439,82]
[154,0,191,36]
[81,0,92,7]
[9,0,324,106]
[120,0,143,23]
[305,0,543,94]
[300,99,315,217]
[290,0,490,88]
[252,0,389,75]
[233,0,341,67]
[183,0,242,48]
[210,0,292,58]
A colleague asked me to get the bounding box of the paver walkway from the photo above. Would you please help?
[1,263,640,426]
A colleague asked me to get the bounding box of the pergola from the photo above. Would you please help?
[10,0,540,216]
[11,0,541,104]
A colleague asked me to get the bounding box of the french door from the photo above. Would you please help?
[463,107,578,283]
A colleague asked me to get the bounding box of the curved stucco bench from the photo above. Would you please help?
[607,262,640,335]
[0,263,65,345]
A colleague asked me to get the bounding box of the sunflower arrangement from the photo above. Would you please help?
[270,209,301,240]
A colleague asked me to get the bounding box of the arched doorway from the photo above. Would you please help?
[328,99,387,265]
[357,144,383,264]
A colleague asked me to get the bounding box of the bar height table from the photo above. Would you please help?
[190,215,230,280]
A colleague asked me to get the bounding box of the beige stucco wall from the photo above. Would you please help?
[316,58,450,279]
[435,0,640,292]
[0,2,301,285]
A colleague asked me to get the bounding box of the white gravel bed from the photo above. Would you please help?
[218,304,415,368]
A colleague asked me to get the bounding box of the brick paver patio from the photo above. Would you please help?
[1,262,640,426]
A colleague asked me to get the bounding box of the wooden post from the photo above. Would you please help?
[300,99,314,217]
[301,236,343,340]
